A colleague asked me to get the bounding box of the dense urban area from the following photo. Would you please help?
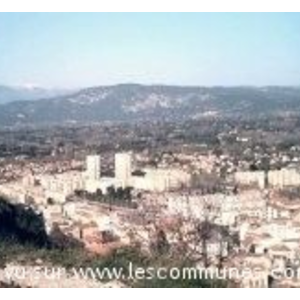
[2,109,300,287]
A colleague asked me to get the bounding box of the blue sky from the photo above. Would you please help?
[0,13,299,88]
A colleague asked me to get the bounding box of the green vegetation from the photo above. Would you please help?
[0,196,227,288]
[0,197,49,247]
[0,242,227,288]
[74,186,137,208]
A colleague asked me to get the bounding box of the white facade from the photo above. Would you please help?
[266,205,292,222]
[235,168,300,189]
[84,153,191,193]
[261,222,300,241]
[268,169,300,188]
[164,191,267,226]
[115,153,132,187]
[86,155,101,181]
[235,171,266,189]
[39,171,84,203]
[131,168,191,192]
[85,177,122,194]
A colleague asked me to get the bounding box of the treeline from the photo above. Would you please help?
[0,197,82,250]
[74,186,137,208]
[0,196,49,247]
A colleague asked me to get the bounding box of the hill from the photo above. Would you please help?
[1,84,300,126]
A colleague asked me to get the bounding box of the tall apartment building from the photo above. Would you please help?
[115,152,132,187]
[86,155,101,181]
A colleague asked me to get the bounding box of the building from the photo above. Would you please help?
[131,168,191,192]
[234,171,266,189]
[268,168,300,188]
[115,153,132,188]
[84,153,131,193]
[86,155,101,181]
[84,177,122,194]
[39,171,85,203]
[83,152,191,193]
[235,168,300,190]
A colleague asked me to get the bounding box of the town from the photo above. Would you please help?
[2,117,300,287]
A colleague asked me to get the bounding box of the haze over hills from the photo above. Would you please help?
[0,85,73,104]
[0,84,300,126]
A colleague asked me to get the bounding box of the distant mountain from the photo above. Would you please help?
[0,84,300,126]
[0,85,72,104]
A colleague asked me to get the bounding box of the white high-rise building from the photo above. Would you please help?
[115,153,132,187]
[86,155,101,181]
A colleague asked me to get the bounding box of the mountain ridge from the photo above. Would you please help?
[1,84,300,126]
[0,85,73,104]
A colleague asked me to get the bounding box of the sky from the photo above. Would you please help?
[0,13,300,88]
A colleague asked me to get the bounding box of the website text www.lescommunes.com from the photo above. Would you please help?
[3,264,300,282]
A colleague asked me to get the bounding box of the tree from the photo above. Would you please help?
[0,197,49,247]
[123,187,133,202]
[47,197,55,205]
[116,187,124,201]
[150,229,170,256]
[197,220,213,267]
[96,188,103,199]
[50,223,84,249]
[74,189,83,197]
[107,186,116,200]
[249,244,256,254]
